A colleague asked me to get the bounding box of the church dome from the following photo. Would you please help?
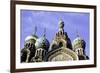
[24,34,38,49]
[25,34,38,42]
[35,36,50,51]
[72,37,86,49]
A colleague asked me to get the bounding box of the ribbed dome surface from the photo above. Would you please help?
[35,36,50,51]
[25,35,38,42]
[72,37,86,49]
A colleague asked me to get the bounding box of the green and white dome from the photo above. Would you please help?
[25,34,38,46]
[25,35,38,42]
[72,37,86,50]
[35,36,50,51]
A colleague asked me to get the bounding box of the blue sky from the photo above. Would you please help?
[20,10,90,57]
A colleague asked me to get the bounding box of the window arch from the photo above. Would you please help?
[59,42,63,48]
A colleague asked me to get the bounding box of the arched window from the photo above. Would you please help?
[60,31,62,35]
[31,44,33,48]
[80,48,83,55]
[27,43,30,48]
[25,44,28,48]
[52,44,57,49]
[59,42,63,48]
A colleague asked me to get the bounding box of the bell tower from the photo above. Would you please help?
[49,18,72,51]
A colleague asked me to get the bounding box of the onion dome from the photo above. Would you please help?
[25,35,38,42]
[25,34,38,43]
[24,34,38,49]
[25,26,38,43]
[35,35,50,51]
[72,36,86,50]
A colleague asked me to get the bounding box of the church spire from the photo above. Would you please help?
[34,26,37,35]
[43,27,46,37]
[58,18,64,33]
[58,18,64,30]
[76,30,80,37]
